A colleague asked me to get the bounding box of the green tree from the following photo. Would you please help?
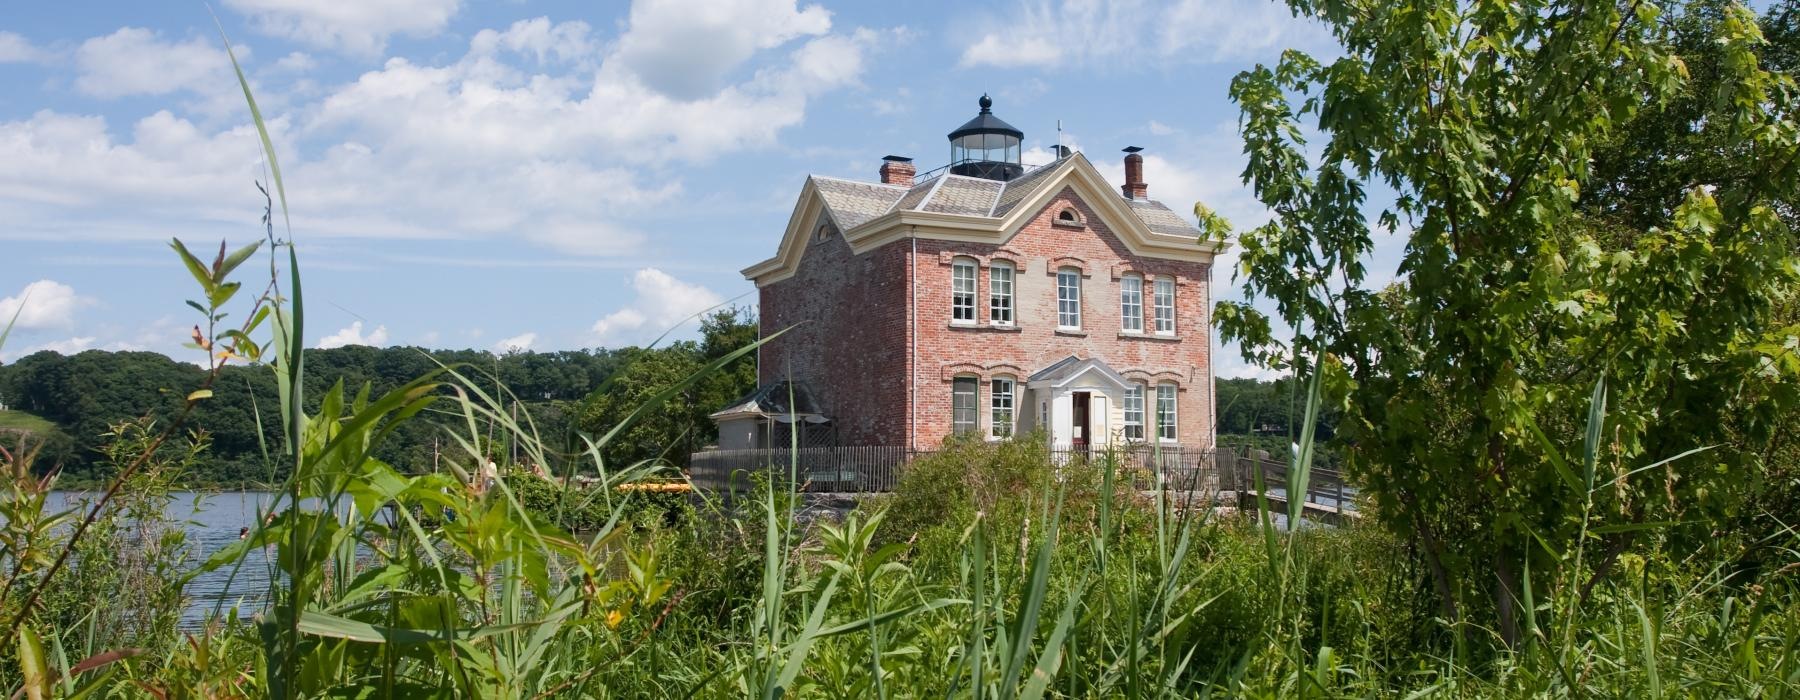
[576,344,706,468]
[575,307,759,469]
[1217,0,1798,648]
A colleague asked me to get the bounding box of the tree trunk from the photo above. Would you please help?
[1399,488,1459,624]
[1495,548,1522,649]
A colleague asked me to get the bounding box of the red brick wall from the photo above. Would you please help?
[759,220,912,446]
[909,186,1214,448]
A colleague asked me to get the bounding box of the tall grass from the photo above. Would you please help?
[1,27,1796,700]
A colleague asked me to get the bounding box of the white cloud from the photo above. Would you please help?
[492,332,537,353]
[31,336,98,355]
[959,0,1335,69]
[0,280,91,330]
[470,18,597,66]
[613,0,832,99]
[961,34,1061,69]
[0,12,890,255]
[1215,353,1287,380]
[272,51,316,72]
[590,268,725,345]
[0,31,50,64]
[74,28,238,98]
[224,0,462,56]
[316,321,389,349]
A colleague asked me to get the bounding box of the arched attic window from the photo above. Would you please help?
[1056,207,1082,225]
[814,224,830,243]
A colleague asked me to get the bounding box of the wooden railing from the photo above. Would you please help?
[689,446,912,493]
[687,444,1232,495]
[1234,453,1355,516]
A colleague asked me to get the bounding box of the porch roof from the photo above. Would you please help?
[1027,356,1131,391]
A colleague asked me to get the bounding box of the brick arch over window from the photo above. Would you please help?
[935,249,1027,267]
[1109,262,1183,280]
[939,362,1025,381]
[1046,256,1091,276]
[1120,369,1185,385]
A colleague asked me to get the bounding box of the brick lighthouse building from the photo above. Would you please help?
[712,95,1223,455]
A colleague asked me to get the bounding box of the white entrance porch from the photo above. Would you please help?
[1025,356,1131,450]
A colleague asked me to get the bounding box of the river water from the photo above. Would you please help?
[48,491,286,627]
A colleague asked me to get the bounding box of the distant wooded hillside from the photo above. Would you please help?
[0,308,1336,485]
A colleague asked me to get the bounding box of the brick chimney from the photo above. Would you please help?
[1121,147,1147,200]
[879,155,915,187]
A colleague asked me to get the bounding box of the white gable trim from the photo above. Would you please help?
[744,154,1224,286]
[741,178,832,283]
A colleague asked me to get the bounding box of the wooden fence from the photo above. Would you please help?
[687,444,1235,495]
[688,446,912,493]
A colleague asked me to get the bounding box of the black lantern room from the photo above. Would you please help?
[948,94,1024,182]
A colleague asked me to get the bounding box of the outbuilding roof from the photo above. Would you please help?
[708,381,828,422]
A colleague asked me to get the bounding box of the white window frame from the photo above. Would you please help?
[1120,274,1144,333]
[1153,276,1176,335]
[951,258,977,324]
[990,377,1015,438]
[1056,267,1082,329]
[1156,383,1178,442]
[1123,382,1145,441]
[989,261,1014,325]
[952,376,979,435]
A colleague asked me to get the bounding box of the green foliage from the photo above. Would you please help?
[0,346,625,486]
[574,306,759,468]
[1217,0,1800,645]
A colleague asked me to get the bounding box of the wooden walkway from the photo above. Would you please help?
[1236,490,1358,525]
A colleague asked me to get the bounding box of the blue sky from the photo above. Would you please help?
[0,0,1347,377]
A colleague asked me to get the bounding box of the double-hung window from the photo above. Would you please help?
[1120,274,1144,332]
[1123,383,1145,440]
[952,377,979,435]
[989,262,1014,325]
[951,259,977,324]
[1153,277,1176,335]
[1155,383,1178,442]
[1056,268,1082,329]
[990,378,1014,438]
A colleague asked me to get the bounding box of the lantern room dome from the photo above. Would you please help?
[948,94,1024,182]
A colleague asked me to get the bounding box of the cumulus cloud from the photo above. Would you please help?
[492,332,537,353]
[0,10,891,257]
[316,321,389,349]
[0,31,51,64]
[959,0,1335,69]
[0,280,91,330]
[613,0,833,99]
[470,18,597,66]
[272,51,316,72]
[74,28,238,98]
[223,0,462,56]
[590,268,725,345]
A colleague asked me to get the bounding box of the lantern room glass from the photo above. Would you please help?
[952,133,1021,168]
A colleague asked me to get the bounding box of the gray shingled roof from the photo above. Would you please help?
[1127,199,1201,238]
[710,380,826,420]
[892,180,935,212]
[991,157,1071,218]
[811,176,906,230]
[806,155,1201,238]
[920,176,1003,215]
